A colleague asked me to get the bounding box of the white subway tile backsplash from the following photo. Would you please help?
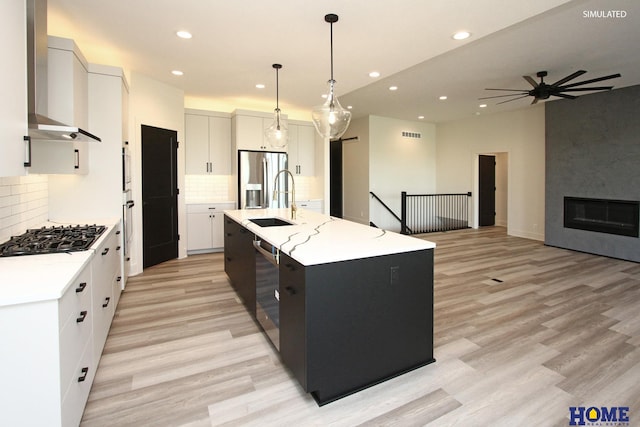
[0,175,48,243]
[185,175,233,203]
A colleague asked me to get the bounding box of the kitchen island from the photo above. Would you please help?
[224,208,436,405]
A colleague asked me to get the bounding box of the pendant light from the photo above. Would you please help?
[311,13,351,140]
[265,63,288,148]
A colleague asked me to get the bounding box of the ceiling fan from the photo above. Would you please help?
[480,70,621,105]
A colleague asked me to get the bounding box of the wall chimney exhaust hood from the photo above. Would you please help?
[26,0,101,143]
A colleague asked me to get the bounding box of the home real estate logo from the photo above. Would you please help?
[569,406,630,426]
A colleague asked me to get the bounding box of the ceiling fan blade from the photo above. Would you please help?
[523,75,539,88]
[550,70,586,87]
[496,94,530,105]
[484,88,529,92]
[553,93,577,100]
[560,86,614,92]
[479,93,529,100]
[560,73,621,89]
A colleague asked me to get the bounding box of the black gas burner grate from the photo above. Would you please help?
[0,224,106,257]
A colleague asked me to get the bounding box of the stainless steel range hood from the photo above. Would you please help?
[26,0,101,143]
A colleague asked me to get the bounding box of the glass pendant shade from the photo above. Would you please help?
[265,108,288,148]
[265,63,288,148]
[312,80,351,140]
[312,13,351,140]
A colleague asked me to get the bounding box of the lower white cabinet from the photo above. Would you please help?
[187,203,235,253]
[0,224,122,427]
[298,200,323,213]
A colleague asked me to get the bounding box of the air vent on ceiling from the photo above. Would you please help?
[402,131,422,139]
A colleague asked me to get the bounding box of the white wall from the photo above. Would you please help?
[369,116,437,231]
[128,72,185,275]
[341,117,370,224]
[436,105,545,240]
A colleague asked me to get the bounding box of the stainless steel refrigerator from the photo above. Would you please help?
[238,150,289,209]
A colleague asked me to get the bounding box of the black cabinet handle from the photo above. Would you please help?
[23,135,32,167]
[239,228,248,234]
[117,276,122,282]
[102,248,110,256]
[285,286,296,296]
[226,233,232,237]
[116,246,121,251]
[78,367,89,382]
[226,257,232,262]
[74,149,80,169]
[76,311,87,323]
[102,297,111,308]
[75,282,87,293]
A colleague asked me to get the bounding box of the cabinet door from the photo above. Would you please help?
[279,253,307,390]
[185,114,210,174]
[287,123,315,176]
[210,212,225,248]
[209,116,231,174]
[29,139,89,175]
[187,212,213,251]
[0,0,28,176]
[235,115,266,151]
[223,216,256,314]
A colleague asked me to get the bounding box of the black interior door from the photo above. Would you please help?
[330,140,343,218]
[141,124,178,268]
[479,154,496,226]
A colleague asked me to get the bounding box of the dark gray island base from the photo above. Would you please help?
[224,212,435,405]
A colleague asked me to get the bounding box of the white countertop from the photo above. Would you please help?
[224,208,435,266]
[0,218,120,308]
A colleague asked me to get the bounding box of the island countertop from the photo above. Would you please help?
[224,208,435,266]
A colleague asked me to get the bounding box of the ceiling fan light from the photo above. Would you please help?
[312,80,351,139]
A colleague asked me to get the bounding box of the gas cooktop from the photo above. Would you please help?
[0,224,106,257]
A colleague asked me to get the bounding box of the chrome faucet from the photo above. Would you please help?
[273,169,297,219]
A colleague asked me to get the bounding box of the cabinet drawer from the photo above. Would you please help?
[61,339,94,427]
[59,306,93,401]
[58,265,92,329]
[93,229,119,279]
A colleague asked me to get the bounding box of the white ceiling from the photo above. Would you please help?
[48,0,640,123]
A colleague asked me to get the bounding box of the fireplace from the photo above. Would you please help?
[564,197,639,237]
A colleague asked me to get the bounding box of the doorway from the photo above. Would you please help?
[141,124,178,268]
[330,139,343,218]
[478,154,496,226]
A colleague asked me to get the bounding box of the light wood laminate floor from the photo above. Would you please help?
[81,227,640,426]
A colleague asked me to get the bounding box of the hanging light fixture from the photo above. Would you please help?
[311,13,351,140]
[264,63,288,148]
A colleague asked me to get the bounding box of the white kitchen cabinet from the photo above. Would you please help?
[30,36,90,175]
[185,109,231,174]
[0,0,28,177]
[232,110,287,152]
[298,200,323,213]
[187,203,235,253]
[288,121,315,176]
[91,224,122,366]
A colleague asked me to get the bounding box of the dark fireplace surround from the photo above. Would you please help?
[564,197,639,238]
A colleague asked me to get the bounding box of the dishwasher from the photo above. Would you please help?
[254,237,280,350]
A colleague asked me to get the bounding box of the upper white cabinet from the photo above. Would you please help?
[232,110,287,153]
[288,121,315,176]
[30,37,90,175]
[185,109,231,175]
[0,0,28,177]
[48,64,129,220]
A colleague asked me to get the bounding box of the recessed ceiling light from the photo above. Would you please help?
[171,70,184,76]
[176,31,192,39]
[369,71,380,78]
[256,84,265,89]
[439,96,448,100]
[418,115,425,120]
[321,94,328,99]
[479,104,487,108]
[452,31,471,40]
[347,105,353,110]
[389,86,398,91]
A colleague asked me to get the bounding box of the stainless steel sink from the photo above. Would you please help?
[249,218,294,227]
